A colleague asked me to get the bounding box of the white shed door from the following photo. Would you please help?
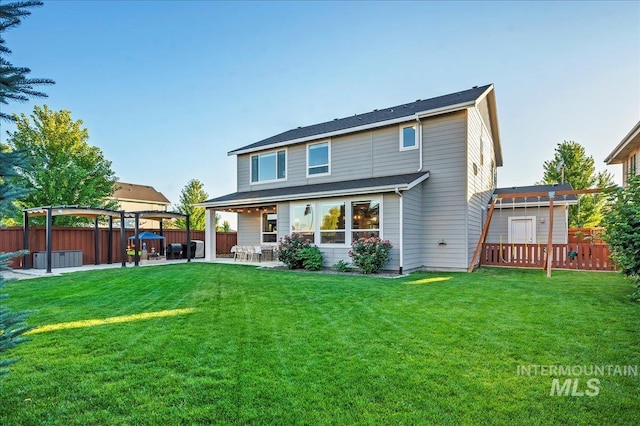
[508,217,536,244]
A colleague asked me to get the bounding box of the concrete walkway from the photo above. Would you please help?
[3,257,282,280]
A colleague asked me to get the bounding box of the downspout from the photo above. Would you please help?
[395,187,404,275]
[416,114,423,172]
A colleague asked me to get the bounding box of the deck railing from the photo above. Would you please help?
[481,242,615,271]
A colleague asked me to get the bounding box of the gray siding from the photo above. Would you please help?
[237,211,261,246]
[402,183,424,271]
[382,193,400,271]
[276,202,290,242]
[466,107,497,266]
[487,205,569,244]
[237,122,421,192]
[421,111,469,271]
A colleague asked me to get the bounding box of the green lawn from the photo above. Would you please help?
[1,264,638,425]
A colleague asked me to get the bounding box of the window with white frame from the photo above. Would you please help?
[251,150,286,183]
[307,142,330,176]
[351,200,380,240]
[399,124,417,150]
[261,213,277,243]
[291,204,315,241]
[319,202,345,244]
[630,154,637,176]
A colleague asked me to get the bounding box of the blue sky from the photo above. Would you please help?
[3,1,639,215]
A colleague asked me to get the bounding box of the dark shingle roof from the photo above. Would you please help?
[229,85,493,154]
[200,172,429,207]
[493,183,578,205]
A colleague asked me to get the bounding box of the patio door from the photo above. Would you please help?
[508,217,536,244]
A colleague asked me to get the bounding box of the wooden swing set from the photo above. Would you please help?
[468,188,606,277]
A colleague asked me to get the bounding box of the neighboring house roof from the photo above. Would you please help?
[197,172,430,208]
[229,84,502,165]
[493,183,578,206]
[111,182,171,205]
[605,120,640,164]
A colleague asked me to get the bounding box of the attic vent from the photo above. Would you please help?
[389,109,394,112]
[334,118,338,120]
[297,126,301,129]
[415,99,421,102]
[373,109,378,112]
[473,85,478,88]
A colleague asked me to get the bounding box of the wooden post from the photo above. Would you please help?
[546,193,555,278]
[468,197,498,272]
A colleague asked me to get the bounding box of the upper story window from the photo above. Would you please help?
[399,124,417,151]
[307,141,330,176]
[630,154,637,176]
[251,150,286,183]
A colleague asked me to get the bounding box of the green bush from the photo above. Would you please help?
[348,237,393,274]
[278,234,318,270]
[602,174,640,301]
[332,260,353,273]
[299,246,324,271]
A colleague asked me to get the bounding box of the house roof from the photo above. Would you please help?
[197,172,430,208]
[111,182,171,205]
[493,183,578,206]
[228,84,502,165]
[605,120,640,164]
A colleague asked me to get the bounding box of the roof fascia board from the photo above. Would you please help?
[196,183,417,209]
[229,102,475,156]
[605,121,640,164]
[406,171,431,190]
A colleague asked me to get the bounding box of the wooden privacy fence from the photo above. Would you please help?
[0,227,237,269]
[481,242,616,271]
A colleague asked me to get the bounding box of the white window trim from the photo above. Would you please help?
[289,197,383,248]
[261,212,278,244]
[399,124,417,151]
[249,148,288,185]
[306,140,331,178]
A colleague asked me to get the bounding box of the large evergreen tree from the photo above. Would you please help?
[175,179,214,230]
[0,1,52,375]
[539,141,613,228]
[6,105,118,225]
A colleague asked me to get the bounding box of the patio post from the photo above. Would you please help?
[94,217,100,265]
[46,207,52,274]
[186,214,191,262]
[107,215,113,264]
[134,212,140,266]
[23,210,30,269]
[120,211,126,267]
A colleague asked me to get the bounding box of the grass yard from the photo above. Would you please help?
[1,264,638,425]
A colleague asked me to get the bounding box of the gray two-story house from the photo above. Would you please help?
[199,84,502,272]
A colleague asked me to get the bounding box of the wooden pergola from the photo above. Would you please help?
[23,206,126,273]
[468,188,604,276]
[23,206,190,273]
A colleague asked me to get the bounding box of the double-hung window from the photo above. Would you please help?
[251,150,286,183]
[291,204,315,241]
[319,202,345,244]
[351,200,380,240]
[307,142,330,176]
[399,124,417,150]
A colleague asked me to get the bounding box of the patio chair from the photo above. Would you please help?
[232,245,245,262]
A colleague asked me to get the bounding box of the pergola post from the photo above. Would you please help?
[46,207,52,274]
[23,210,30,269]
[186,214,191,262]
[107,216,113,264]
[134,212,140,266]
[159,220,165,255]
[94,217,100,265]
[120,211,126,267]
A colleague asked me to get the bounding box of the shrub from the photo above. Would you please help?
[332,260,353,273]
[348,237,393,274]
[602,174,640,301]
[277,234,313,270]
[299,246,324,271]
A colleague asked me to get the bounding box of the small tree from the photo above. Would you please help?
[602,174,640,301]
[175,179,214,231]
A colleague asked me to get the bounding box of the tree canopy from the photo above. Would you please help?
[539,141,613,227]
[6,105,118,225]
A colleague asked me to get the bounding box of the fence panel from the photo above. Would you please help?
[481,242,615,271]
[0,227,235,269]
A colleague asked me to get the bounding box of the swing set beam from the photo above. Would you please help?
[468,187,605,275]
